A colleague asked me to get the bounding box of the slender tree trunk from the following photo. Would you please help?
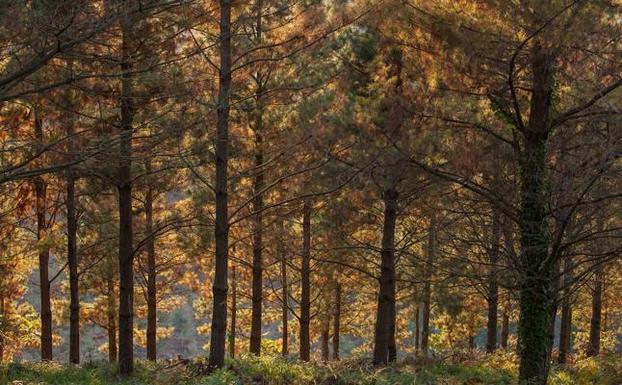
[587,264,603,357]
[117,7,136,374]
[414,303,420,353]
[501,301,509,349]
[332,282,341,360]
[0,296,5,362]
[249,0,264,356]
[107,261,117,363]
[278,218,288,357]
[421,214,436,356]
[229,264,237,358]
[299,199,311,361]
[558,257,573,364]
[486,208,500,353]
[321,312,330,362]
[145,169,157,361]
[517,42,555,385]
[208,0,232,370]
[372,189,398,365]
[34,108,53,362]
[64,74,80,365]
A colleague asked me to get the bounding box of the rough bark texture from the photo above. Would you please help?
[587,264,603,357]
[299,199,311,361]
[208,0,232,370]
[421,214,436,356]
[332,282,341,360]
[145,175,157,361]
[517,42,555,385]
[414,303,420,352]
[372,189,398,365]
[34,109,53,362]
[486,208,501,353]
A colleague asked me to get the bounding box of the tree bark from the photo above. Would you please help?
[145,170,157,361]
[34,108,53,362]
[421,214,436,356]
[321,312,330,362]
[278,218,289,357]
[117,6,136,374]
[229,264,237,358]
[558,257,573,364]
[332,282,341,360]
[299,199,311,361]
[486,208,501,353]
[107,260,117,363]
[414,303,420,353]
[372,188,398,365]
[587,264,603,357]
[517,42,555,385]
[208,0,232,370]
[501,301,509,349]
[249,0,264,356]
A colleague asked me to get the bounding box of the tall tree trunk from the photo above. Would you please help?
[558,257,573,364]
[321,312,330,362]
[249,0,264,356]
[517,42,555,385]
[414,303,420,353]
[372,188,398,365]
[587,264,603,357]
[64,72,80,365]
[229,264,237,358]
[278,218,288,357]
[299,199,311,361]
[208,0,232,370]
[145,168,157,361]
[332,282,341,360]
[501,301,509,349]
[421,214,436,356]
[107,261,117,363]
[117,7,136,375]
[486,208,501,353]
[34,108,53,361]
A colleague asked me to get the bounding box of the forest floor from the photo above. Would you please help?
[2,353,621,385]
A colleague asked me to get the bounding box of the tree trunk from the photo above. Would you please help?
[249,0,264,356]
[372,188,398,365]
[414,303,420,353]
[501,301,509,349]
[64,75,80,365]
[107,261,117,363]
[421,214,436,356]
[587,264,603,357]
[486,208,500,353]
[517,42,555,385]
[299,199,311,361]
[145,173,157,361]
[278,218,288,357]
[229,264,237,358]
[34,108,53,362]
[117,6,136,374]
[558,257,573,364]
[208,0,232,370]
[321,312,330,362]
[332,282,341,360]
